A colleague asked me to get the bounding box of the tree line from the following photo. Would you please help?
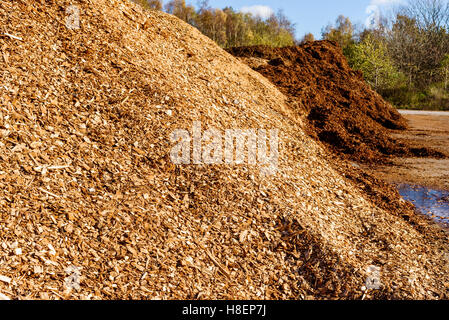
[134,0,449,110]
[321,0,449,110]
[133,0,296,47]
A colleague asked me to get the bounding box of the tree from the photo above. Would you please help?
[322,1,449,109]
[249,10,296,47]
[134,0,297,48]
[165,0,196,25]
[402,0,449,29]
[196,8,228,46]
[221,8,253,47]
[441,54,449,90]
[387,15,423,88]
[300,33,315,44]
[275,10,296,40]
[133,0,162,10]
[147,0,162,10]
[322,15,354,48]
[387,13,449,89]
[346,34,404,91]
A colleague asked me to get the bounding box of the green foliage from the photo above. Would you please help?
[134,0,449,110]
[388,87,449,110]
[441,54,449,90]
[194,6,296,47]
[325,1,449,110]
[244,14,296,47]
[345,34,406,91]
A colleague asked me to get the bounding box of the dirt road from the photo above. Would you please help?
[365,110,449,190]
[398,110,449,116]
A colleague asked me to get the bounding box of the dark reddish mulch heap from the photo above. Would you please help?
[228,41,445,163]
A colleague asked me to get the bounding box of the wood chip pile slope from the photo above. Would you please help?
[0,0,448,299]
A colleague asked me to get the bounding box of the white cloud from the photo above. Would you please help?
[365,0,404,28]
[240,5,274,19]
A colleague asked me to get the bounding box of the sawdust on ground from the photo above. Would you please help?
[367,112,449,191]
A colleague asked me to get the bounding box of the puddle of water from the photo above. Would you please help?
[396,184,449,227]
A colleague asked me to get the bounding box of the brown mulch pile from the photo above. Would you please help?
[227,43,446,163]
[0,0,448,300]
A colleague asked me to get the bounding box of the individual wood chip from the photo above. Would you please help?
[0,292,10,300]
[0,275,11,284]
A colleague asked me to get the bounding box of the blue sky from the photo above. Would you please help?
[184,0,404,39]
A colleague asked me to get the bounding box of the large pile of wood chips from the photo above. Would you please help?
[0,0,448,300]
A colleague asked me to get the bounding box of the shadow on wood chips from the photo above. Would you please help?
[227,42,446,164]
